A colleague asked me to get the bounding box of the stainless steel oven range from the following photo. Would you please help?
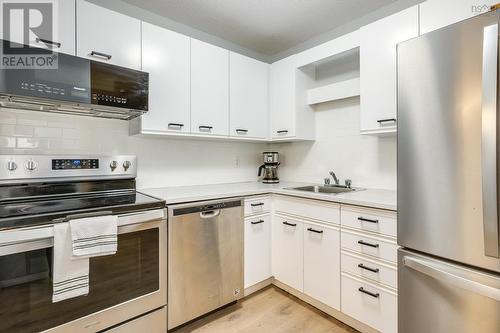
[0,155,167,333]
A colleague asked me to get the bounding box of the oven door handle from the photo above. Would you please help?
[52,211,114,223]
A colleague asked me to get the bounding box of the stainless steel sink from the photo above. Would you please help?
[287,185,358,194]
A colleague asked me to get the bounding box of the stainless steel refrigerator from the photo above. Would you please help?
[397,9,500,333]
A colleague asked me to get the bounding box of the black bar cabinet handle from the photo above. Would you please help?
[35,37,61,48]
[199,125,213,130]
[251,220,265,225]
[358,263,380,273]
[377,118,397,124]
[236,129,248,134]
[251,202,264,207]
[358,240,379,248]
[277,130,289,134]
[358,217,379,224]
[307,228,324,234]
[168,123,184,128]
[90,51,112,60]
[282,221,297,227]
[358,287,380,298]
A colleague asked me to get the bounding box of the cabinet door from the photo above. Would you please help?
[76,0,141,70]
[360,6,418,133]
[191,39,229,136]
[270,56,296,139]
[229,52,269,139]
[303,223,341,310]
[420,0,497,34]
[0,0,75,55]
[244,215,272,288]
[141,22,190,133]
[272,215,303,291]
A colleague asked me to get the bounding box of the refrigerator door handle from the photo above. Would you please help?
[481,23,500,258]
[403,256,500,301]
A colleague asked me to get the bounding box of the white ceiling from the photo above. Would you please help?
[119,0,400,56]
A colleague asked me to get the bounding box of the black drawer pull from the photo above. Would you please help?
[358,287,380,298]
[307,228,323,234]
[236,129,248,134]
[282,221,297,227]
[358,217,379,224]
[277,130,289,134]
[251,202,264,207]
[377,118,397,124]
[168,123,184,128]
[35,37,61,48]
[199,125,213,130]
[358,263,380,273]
[358,240,379,248]
[251,220,265,225]
[90,51,112,60]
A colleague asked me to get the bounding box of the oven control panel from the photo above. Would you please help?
[52,159,99,170]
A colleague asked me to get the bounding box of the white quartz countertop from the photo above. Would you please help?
[140,181,397,211]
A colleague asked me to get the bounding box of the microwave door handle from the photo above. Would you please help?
[481,23,500,258]
[403,256,500,302]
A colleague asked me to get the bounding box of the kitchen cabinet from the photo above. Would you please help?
[76,0,141,70]
[244,215,272,288]
[303,223,341,310]
[191,39,229,136]
[269,56,315,141]
[0,0,75,55]
[138,22,190,134]
[420,0,497,34]
[229,52,269,139]
[272,215,304,291]
[359,6,418,134]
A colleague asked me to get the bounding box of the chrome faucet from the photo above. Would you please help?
[329,171,340,185]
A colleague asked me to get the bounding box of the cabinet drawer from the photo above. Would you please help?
[341,205,397,237]
[341,252,397,289]
[341,274,397,333]
[274,195,339,224]
[104,307,167,333]
[341,230,398,263]
[244,197,271,216]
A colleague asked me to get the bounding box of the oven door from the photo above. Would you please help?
[0,209,166,333]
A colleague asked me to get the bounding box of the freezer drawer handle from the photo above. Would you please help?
[358,263,379,273]
[307,228,323,234]
[251,220,265,225]
[357,217,379,224]
[358,240,379,248]
[251,203,264,207]
[358,287,380,298]
[403,256,500,302]
[282,221,297,227]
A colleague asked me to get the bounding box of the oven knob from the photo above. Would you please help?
[110,160,117,171]
[25,160,37,171]
[123,160,131,171]
[7,161,17,171]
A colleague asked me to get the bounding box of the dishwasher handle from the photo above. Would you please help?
[200,210,221,219]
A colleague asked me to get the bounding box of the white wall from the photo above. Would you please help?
[272,97,397,190]
[0,109,266,189]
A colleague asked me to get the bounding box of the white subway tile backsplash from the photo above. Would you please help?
[0,136,16,148]
[62,128,80,139]
[0,116,16,125]
[34,127,63,138]
[17,118,47,126]
[0,124,34,137]
[16,137,49,150]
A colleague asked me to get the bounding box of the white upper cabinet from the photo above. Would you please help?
[270,56,297,139]
[0,0,75,55]
[359,6,419,134]
[139,22,190,134]
[191,39,229,136]
[229,52,269,139]
[420,0,497,34]
[76,0,141,70]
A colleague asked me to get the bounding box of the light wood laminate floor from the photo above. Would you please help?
[172,286,359,333]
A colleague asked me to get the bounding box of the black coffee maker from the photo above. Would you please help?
[258,152,280,184]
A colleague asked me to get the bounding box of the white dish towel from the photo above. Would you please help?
[70,215,118,258]
[52,222,89,303]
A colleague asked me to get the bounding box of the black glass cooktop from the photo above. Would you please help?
[0,180,165,230]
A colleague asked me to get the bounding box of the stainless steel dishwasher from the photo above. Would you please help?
[167,199,244,329]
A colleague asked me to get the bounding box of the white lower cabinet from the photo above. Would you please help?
[272,215,304,291]
[341,274,397,333]
[244,214,272,288]
[303,223,340,310]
